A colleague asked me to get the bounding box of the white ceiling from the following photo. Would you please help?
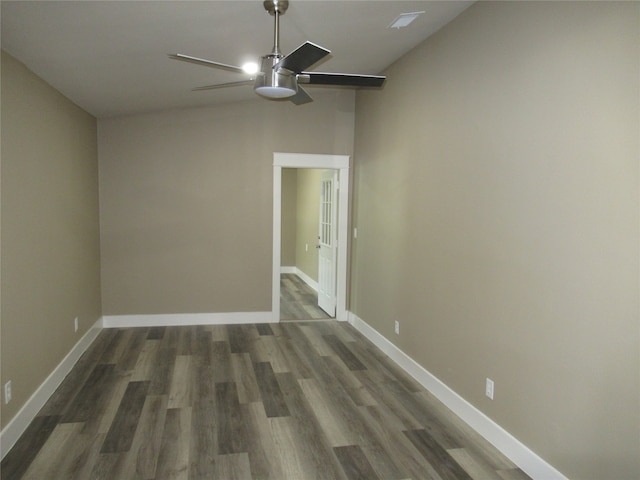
[1,1,473,118]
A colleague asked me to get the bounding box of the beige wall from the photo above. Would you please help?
[0,51,102,429]
[99,91,355,315]
[351,2,639,479]
[281,168,298,267]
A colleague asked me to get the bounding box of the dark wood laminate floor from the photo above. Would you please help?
[1,322,531,480]
[280,273,331,321]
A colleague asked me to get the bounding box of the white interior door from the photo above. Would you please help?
[317,170,338,316]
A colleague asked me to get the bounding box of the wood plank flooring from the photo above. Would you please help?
[1,321,531,480]
[280,273,331,321]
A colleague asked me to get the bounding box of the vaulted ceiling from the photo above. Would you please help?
[1,1,473,118]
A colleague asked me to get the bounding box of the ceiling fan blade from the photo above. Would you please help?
[192,79,255,91]
[289,86,313,105]
[169,53,246,74]
[298,72,386,88]
[275,41,331,73]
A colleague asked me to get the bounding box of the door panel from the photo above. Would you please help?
[318,170,337,316]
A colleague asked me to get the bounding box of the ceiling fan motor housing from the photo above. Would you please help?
[254,54,297,98]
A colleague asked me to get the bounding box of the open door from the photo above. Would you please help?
[317,170,338,316]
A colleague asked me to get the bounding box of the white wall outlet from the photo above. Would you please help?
[4,381,12,404]
[74,317,79,332]
[394,321,400,335]
[354,227,358,239]
[305,243,308,252]
[485,378,494,400]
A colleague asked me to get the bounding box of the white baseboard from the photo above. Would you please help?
[102,311,273,328]
[347,312,567,480]
[294,268,318,292]
[0,318,103,459]
[279,267,319,292]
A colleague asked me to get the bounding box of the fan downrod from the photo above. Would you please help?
[264,0,289,16]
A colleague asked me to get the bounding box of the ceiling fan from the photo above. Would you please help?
[169,0,386,105]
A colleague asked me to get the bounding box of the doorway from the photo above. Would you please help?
[280,168,335,320]
[272,153,350,323]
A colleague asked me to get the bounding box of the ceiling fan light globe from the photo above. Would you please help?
[255,85,296,98]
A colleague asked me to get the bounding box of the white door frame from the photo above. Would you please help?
[272,152,350,322]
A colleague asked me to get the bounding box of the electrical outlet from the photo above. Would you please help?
[485,378,494,400]
[305,243,308,252]
[394,321,400,335]
[4,381,12,404]
[74,317,79,332]
[354,227,358,239]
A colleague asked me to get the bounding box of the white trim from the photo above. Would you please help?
[273,152,349,170]
[272,153,350,323]
[279,267,318,291]
[273,163,283,322]
[335,166,349,322]
[102,311,272,328]
[0,318,104,459]
[294,268,318,292]
[347,311,568,480]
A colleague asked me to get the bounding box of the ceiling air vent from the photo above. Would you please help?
[388,11,425,29]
